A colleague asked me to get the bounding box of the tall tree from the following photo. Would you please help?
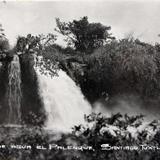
[55,16,114,53]
[0,24,9,52]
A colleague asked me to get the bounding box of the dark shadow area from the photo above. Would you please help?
[20,54,46,126]
[0,62,9,123]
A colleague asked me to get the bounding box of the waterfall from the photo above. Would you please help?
[36,68,91,132]
[6,55,22,124]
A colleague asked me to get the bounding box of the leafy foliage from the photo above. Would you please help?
[55,16,114,53]
[0,113,160,160]
[0,24,9,53]
[15,34,59,76]
[16,33,57,54]
[74,38,160,102]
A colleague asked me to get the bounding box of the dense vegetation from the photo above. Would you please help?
[0,113,160,160]
[55,16,114,53]
[11,17,160,107]
[21,17,160,107]
[0,16,160,159]
[76,39,160,103]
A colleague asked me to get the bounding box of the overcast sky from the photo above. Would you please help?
[0,0,160,46]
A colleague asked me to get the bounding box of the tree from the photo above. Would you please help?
[55,16,114,53]
[0,24,9,52]
[16,33,57,54]
[15,34,59,76]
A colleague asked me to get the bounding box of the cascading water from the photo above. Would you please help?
[6,55,22,124]
[36,65,91,132]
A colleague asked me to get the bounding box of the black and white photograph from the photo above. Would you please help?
[0,0,160,159]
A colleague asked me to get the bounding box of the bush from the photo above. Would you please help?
[0,113,159,160]
[75,38,160,102]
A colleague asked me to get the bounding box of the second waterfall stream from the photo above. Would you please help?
[7,55,22,124]
[36,65,91,132]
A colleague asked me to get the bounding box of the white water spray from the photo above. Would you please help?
[7,55,22,124]
[36,67,91,132]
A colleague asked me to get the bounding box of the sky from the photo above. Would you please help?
[0,0,160,46]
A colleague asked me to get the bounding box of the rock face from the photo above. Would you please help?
[0,52,46,125]
[0,62,9,123]
[59,57,87,83]
[20,54,46,126]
